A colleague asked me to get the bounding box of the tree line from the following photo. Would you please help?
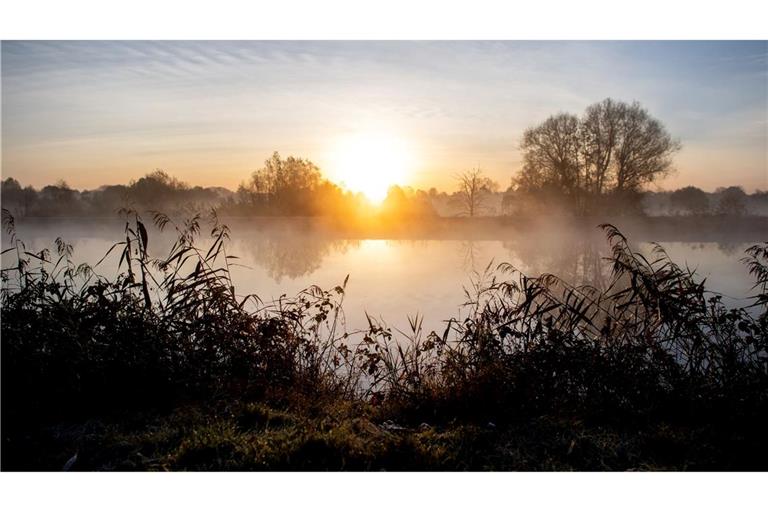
[0,156,438,221]
[2,98,765,219]
[0,171,229,218]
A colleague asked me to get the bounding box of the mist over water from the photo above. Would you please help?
[4,217,761,335]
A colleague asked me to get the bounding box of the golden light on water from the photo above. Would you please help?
[327,132,414,203]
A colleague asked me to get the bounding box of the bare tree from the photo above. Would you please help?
[454,168,499,217]
[517,98,681,213]
[518,113,582,196]
[613,102,681,192]
[580,98,623,196]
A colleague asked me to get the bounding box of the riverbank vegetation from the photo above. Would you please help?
[2,208,766,470]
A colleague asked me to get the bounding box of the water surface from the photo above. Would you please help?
[4,218,761,334]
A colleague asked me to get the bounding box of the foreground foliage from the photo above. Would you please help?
[1,208,766,470]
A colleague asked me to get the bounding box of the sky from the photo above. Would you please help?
[2,40,767,193]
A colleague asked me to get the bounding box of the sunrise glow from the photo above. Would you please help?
[327,132,415,203]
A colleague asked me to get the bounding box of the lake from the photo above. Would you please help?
[3,217,764,335]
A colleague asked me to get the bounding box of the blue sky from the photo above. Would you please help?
[2,41,766,191]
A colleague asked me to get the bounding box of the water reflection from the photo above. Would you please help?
[716,241,743,257]
[502,231,612,290]
[235,236,359,282]
[3,218,760,333]
[459,240,485,273]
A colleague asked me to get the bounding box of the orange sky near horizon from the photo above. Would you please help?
[2,41,766,194]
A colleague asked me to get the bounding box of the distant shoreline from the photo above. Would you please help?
[10,213,767,244]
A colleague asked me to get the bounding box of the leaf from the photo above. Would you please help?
[94,241,126,267]
[137,220,149,252]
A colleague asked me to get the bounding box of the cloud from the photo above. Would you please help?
[2,41,766,191]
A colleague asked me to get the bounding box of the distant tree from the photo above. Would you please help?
[750,190,768,215]
[380,185,437,219]
[670,186,709,215]
[128,170,188,206]
[1,178,24,215]
[518,113,582,197]
[238,152,325,215]
[580,99,623,197]
[517,98,681,214]
[2,177,22,192]
[40,180,75,201]
[38,180,79,215]
[501,193,516,216]
[381,185,408,212]
[717,186,748,216]
[454,168,499,217]
[90,185,130,214]
[253,152,322,196]
[21,186,37,215]
[611,102,681,192]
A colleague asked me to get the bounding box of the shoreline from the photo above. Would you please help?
[10,214,768,243]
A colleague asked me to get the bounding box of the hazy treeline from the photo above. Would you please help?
[3,99,766,219]
[5,172,764,220]
[0,171,232,218]
[1,154,438,221]
[643,186,768,216]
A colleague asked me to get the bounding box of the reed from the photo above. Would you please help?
[2,208,766,470]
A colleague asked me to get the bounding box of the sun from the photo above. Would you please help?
[328,132,414,203]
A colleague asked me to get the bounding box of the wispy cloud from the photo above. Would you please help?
[2,41,766,191]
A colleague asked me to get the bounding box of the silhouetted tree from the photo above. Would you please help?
[717,186,748,216]
[518,113,582,198]
[128,170,189,207]
[581,99,623,197]
[1,178,25,216]
[380,185,437,219]
[670,186,709,215]
[38,180,79,215]
[454,168,499,217]
[87,185,130,215]
[612,102,680,192]
[517,98,681,214]
[239,152,324,215]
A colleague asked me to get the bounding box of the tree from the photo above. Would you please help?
[1,178,24,215]
[248,152,322,196]
[580,98,623,197]
[670,186,709,215]
[128,170,189,207]
[716,186,748,216]
[454,168,499,217]
[518,113,582,197]
[238,152,325,215]
[612,102,681,192]
[501,193,516,216]
[39,180,79,215]
[376,185,437,221]
[517,98,681,214]
[90,185,129,214]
